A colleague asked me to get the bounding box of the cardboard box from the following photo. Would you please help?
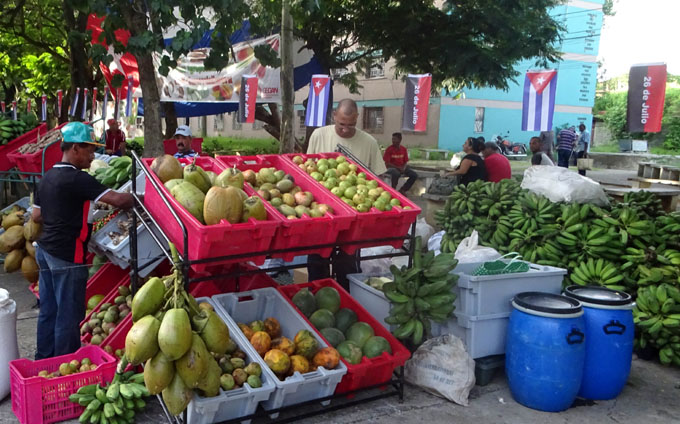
[293,268,309,284]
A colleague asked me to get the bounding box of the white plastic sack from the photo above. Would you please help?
[455,230,501,263]
[521,165,609,206]
[405,334,476,406]
[404,218,436,250]
[428,231,445,256]
[0,288,19,400]
[360,246,396,275]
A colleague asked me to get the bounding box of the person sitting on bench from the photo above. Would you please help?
[383,132,418,195]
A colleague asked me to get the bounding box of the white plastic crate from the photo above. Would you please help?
[212,288,347,417]
[430,311,510,359]
[117,171,146,196]
[347,273,392,331]
[90,211,166,277]
[452,261,567,317]
[187,297,276,424]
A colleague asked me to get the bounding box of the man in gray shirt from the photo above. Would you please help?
[539,130,555,158]
[530,137,555,166]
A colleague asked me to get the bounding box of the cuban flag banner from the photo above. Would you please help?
[102,87,109,121]
[69,88,80,117]
[41,94,47,121]
[91,87,98,120]
[521,69,558,131]
[305,75,330,127]
[11,101,16,120]
[57,89,63,117]
[114,88,121,120]
[238,75,258,124]
[125,76,134,117]
[81,88,89,121]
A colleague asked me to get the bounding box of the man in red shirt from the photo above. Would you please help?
[482,142,512,182]
[383,132,418,194]
[102,119,126,156]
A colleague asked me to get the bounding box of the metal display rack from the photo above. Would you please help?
[128,152,415,423]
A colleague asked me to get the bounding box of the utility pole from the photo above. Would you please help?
[279,0,295,153]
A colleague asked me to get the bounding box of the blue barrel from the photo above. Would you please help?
[564,286,634,400]
[506,292,585,412]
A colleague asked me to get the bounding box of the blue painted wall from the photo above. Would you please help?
[439,0,603,151]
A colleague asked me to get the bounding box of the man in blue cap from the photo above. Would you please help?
[31,122,134,359]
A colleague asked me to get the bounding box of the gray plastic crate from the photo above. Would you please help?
[187,297,276,424]
[430,311,510,359]
[212,288,347,417]
[453,261,566,317]
[347,273,392,331]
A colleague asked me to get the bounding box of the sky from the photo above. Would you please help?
[598,0,680,79]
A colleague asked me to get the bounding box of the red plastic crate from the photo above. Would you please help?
[277,278,411,394]
[0,123,48,172]
[9,345,117,424]
[85,262,128,305]
[7,123,67,175]
[216,154,355,261]
[142,156,279,271]
[282,153,420,254]
[81,275,130,344]
[188,263,279,297]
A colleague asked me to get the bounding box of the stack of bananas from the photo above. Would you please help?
[0,115,36,145]
[634,284,680,366]
[383,237,459,345]
[69,367,149,424]
[94,156,133,189]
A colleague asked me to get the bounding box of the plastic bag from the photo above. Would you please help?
[521,165,609,206]
[454,230,501,263]
[404,218,435,249]
[405,334,476,406]
[428,231,445,256]
[360,246,396,275]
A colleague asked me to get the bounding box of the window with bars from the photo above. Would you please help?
[363,107,384,133]
[214,114,224,132]
[366,57,385,79]
[297,110,306,132]
[474,107,485,133]
[231,113,242,131]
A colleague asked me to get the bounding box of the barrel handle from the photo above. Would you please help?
[603,320,626,335]
[566,328,585,345]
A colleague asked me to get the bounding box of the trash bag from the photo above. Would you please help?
[521,165,609,206]
[427,231,445,256]
[404,218,435,249]
[454,230,501,263]
[360,246,397,275]
[405,334,476,406]
[427,175,459,195]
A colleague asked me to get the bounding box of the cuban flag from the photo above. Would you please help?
[305,75,330,127]
[521,69,557,132]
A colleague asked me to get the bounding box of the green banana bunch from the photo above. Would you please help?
[386,237,459,346]
[567,257,626,291]
[622,191,664,219]
[69,366,148,424]
[634,284,680,366]
[94,156,133,189]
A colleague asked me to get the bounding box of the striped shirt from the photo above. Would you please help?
[557,129,577,151]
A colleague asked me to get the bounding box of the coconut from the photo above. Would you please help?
[151,154,183,183]
[25,240,35,258]
[2,225,25,250]
[21,255,39,282]
[4,249,24,273]
[215,168,245,190]
[203,186,243,225]
[171,182,206,224]
[144,350,175,395]
[164,179,184,192]
[162,372,193,416]
[175,333,210,389]
[125,315,161,365]
[158,308,193,361]
[242,196,267,221]
[192,308,231,354]
[196,356,221,398]
[23,218,42,242]
[131,276,165,321]
[2,211,24,230]
[183,163,211,194]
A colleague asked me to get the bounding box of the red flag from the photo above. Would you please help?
[627,63,667,133]
[402,74,432,132]
[239,75,258,124]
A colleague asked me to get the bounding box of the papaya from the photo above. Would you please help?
[125,315,161,365]
[144,350,175,395]
[294,336,319,360]
[238,323,254,340]
[312,347,340,370]
[2,225,25,250]
[151,154,183,183]
[292,288,317,317]
[320,328,345,348]
[196,356,221,398]
[162,372,193,416]
[23,218,41,242]
[250,331,272,356]
[264,349,290,376]
[175,333,210,388]
[315,287,341,314]
[183,162,212,194]
[294,329,316,345]
[345,322,375,348]
[215,167,245,190]
[271,337,295,356]
[158,308,193,360]
[2,211,24,230]
[4,249,23,273]
[192,308,231,354]
[363,336,392,358]
[20,255,39,282]
[242,196,267,221]
[171,182,206,224]
[334,308,358,334]
[309,309,335,329]
[131,277,165,321]
[288,355,310,375]
[203,186,243,225]
[263,317,281,338]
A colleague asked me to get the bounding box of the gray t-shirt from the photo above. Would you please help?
[531,152,555,166]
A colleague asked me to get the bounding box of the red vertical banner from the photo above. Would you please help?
[239,75,258,124]
[1,101,5,114]
[27,98,31,113]
[57,89,63,117]
[91,87,98,120]
[401,73,432,132]
[41,94,47,121]
[627,63,667,133]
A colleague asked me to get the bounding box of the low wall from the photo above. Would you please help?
[590,152,680,171]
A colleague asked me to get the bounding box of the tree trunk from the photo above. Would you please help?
[63,4,93,122]
[255,103,281,139]
[163,102,178,139]
[121,1,163,157]
[279,0,295,154]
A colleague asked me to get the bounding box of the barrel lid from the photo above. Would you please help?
[512,292,582,317]
[563,285,632,306]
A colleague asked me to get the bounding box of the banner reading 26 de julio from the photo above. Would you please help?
[627,63,667,133]
[402,74,432,132]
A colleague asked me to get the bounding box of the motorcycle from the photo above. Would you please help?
[493,132,527,158]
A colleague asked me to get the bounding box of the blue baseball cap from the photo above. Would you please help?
[61,122,104,146]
